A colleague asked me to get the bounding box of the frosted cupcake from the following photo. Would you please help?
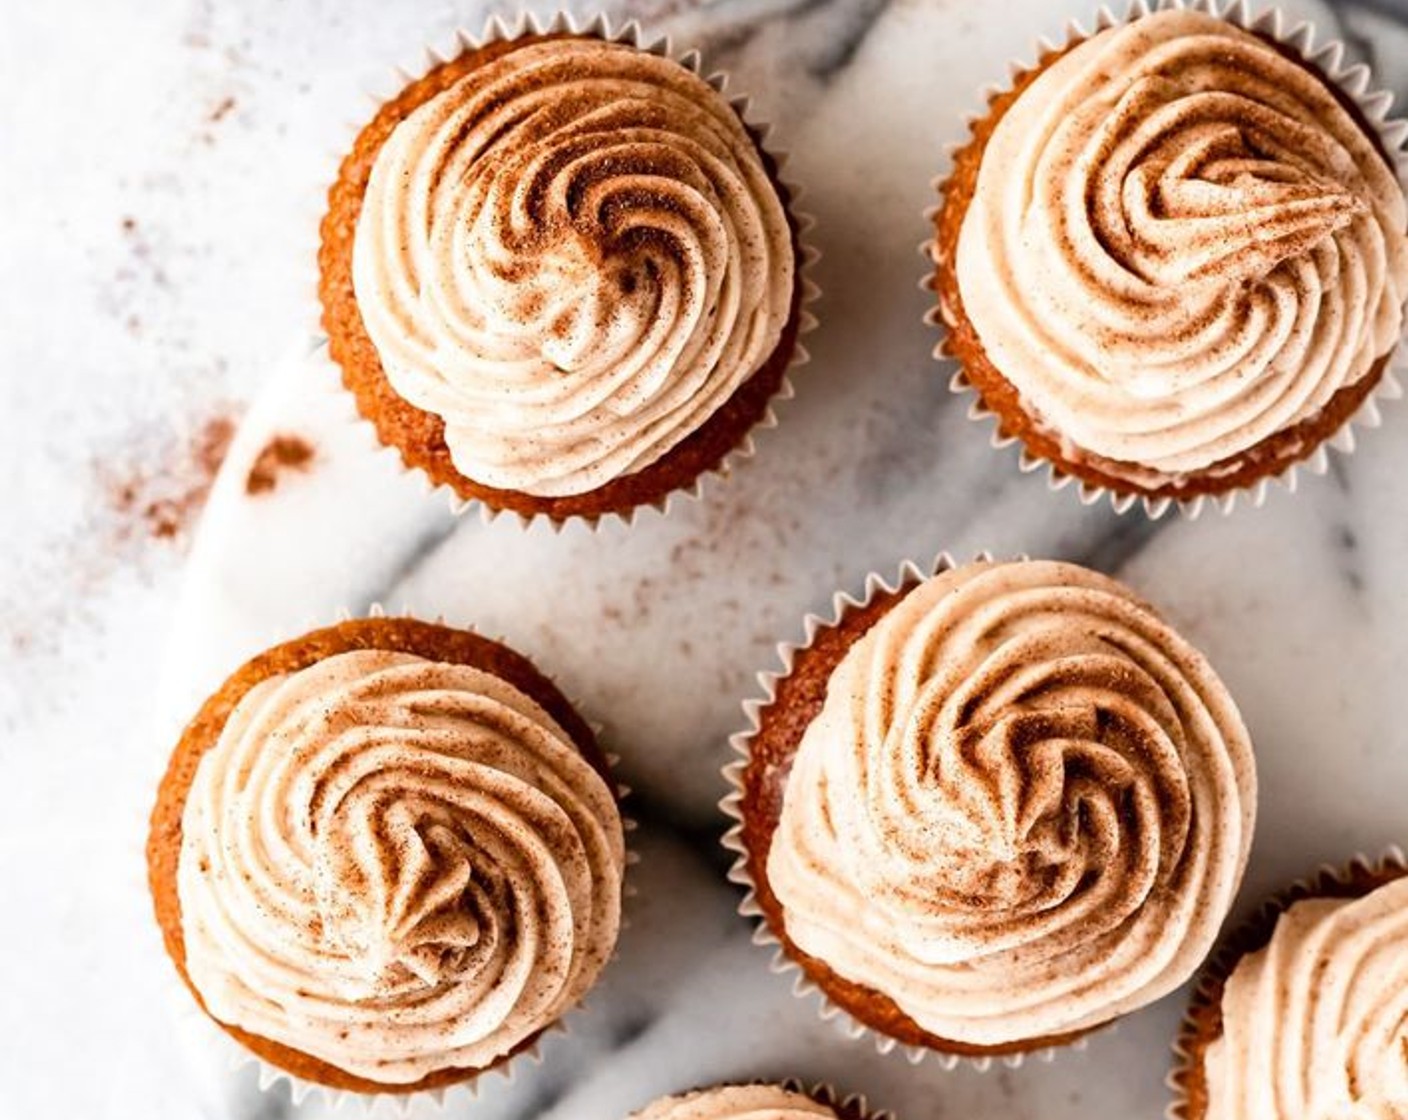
[146,617,626,1094]
[631,1082,884,1120]
[931,6,1408,512]
[319,23,805,523]
[726,558,1256,1060]
[1171,851,1408,1118]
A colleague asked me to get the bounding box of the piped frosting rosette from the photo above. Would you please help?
[350,31,798,501]
[177,647,626,1087]
[1205,878,1408,1117]
[738,558,1255,1055]
[1169,848,1408,1120]
[930,1,1408,516]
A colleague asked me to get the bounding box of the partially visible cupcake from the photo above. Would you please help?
[630,1082,886,1120]
[320,20,806,523]
[1171,850,1408,1119]
[725,558,1257,1061]
[146,617,626,1094]
[931,5,1408,513]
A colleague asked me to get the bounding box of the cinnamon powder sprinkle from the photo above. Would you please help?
[245,434,316,496]
[106,415,237,541]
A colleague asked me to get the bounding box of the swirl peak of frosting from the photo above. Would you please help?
[1205,875,1408,1119]
[954,10,1408,481]
[631,1085,838,1120]
[353,36,795,497]
[767,559,1256,1045]
[177,649,625,1083]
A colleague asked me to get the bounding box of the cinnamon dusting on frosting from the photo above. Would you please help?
[351,37,794,497]
[954,11,1408,482]
[176,648,625,1083]
[767,559,1256,1046]
[1204,876,1408,1119]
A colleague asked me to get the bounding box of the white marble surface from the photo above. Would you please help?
[5,0,1408,1117]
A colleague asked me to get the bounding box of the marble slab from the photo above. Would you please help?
[144,0,1408,1117]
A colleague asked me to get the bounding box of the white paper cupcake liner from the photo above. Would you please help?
[1164,844,1408,1120]
[630,1079,893,1120]
[310,10,821,531]
[785,1078,893,1120]
[718,551,1096,1072]
[142,604,636,1114]
[921,0,1408,520]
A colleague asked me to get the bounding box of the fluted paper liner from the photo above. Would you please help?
[312,10,821,531]
[630,1078,894,1120]
[143,604,636,1113]
[785,1079,893,1120]
[922,0,1408,520]
[718,552,1100,1071]
[1165,845,1408,1120]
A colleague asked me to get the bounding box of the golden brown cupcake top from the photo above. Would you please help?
[353,37,794,498]
[954,10,1408,482]
[767,559,1255,1046]
[177,648,625,1084]
[631,1085,838,1119]
[1204,875,1408,1118]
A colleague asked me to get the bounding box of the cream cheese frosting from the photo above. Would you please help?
[353,37,795,498]
[1204,875,1408,1119]
[767,559,1256,1046]
[177,649,625,1084]
[954,10,1408,482]
[631,1085,837,1120]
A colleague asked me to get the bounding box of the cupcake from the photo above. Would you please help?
[1171,850,1408,1118]
[319,18,807,523]
[631,1082,886,1120]
[145,616,626,1094]
[724,558,1256,1062]
[930,5,1408,514]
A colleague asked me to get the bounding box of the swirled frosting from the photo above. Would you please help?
[1204,875,1408,1119]
[177,649,625,1084]
[954,10,1408,481]
[767,559,1255,1046]
[353,37,795,497]
[631,1085,837,1120]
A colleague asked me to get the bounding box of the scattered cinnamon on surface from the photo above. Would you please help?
[245,434,316,495]
[104,414,237,543]
[3,409,241,665]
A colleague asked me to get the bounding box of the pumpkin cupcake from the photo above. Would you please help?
[630,1081,888,1120]
[146,616,626,1095]
[1171,849,1408,1119]
[319,16,810,523]
[930,3,1408,515]
[723,557,1256,1064]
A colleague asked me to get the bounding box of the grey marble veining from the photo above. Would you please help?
[4,0,1408,1117]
